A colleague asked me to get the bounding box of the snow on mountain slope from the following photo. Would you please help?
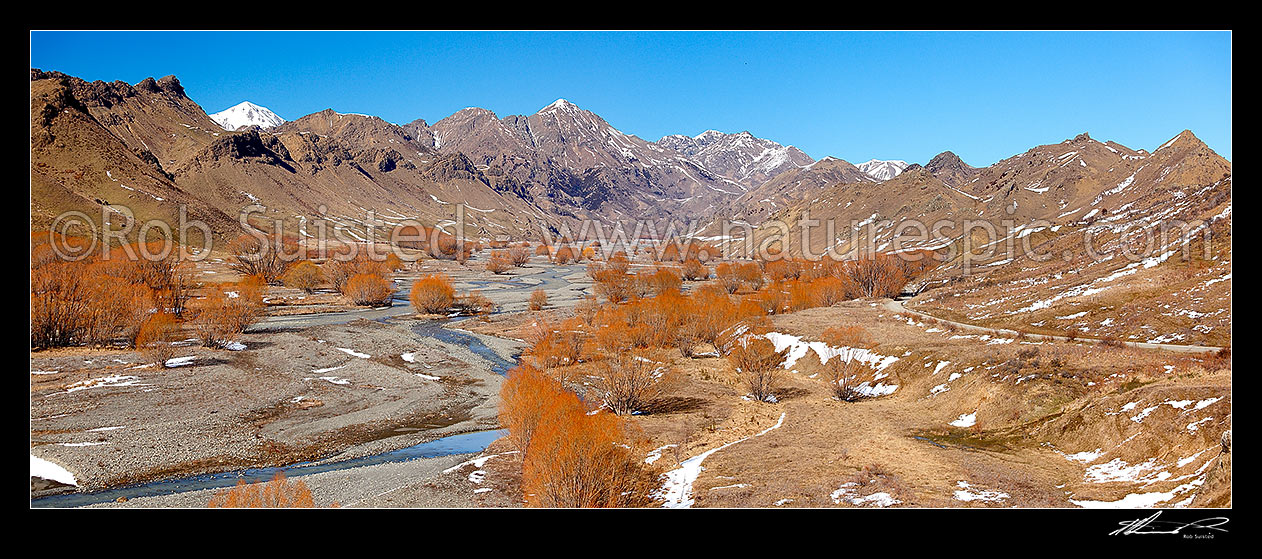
[655,130,813,188]
[209,101,285,131]
[856,158,909,181]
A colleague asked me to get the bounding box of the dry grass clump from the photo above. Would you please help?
[1205,347,1231,372]
[836,463,911,506]
[820,325,875,349]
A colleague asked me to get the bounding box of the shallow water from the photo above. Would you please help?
[410,318,518,376]
[33,317,518,508]
[31,429,507,508]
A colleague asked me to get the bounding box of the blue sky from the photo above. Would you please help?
[31,31,1231,165]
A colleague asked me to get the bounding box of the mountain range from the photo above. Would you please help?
[29,68,1232,344]
[30,68,1230,254]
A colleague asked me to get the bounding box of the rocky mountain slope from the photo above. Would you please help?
[922,150,978,187]
[31,69,238,236]
[655,129,813,189]
[735,130,1230,346]
[408,99,777,225]
[909,131,1232,346]
[31,69,562,244]
[707,156,875,228]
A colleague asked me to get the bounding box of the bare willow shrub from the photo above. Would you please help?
[526,320,584,369]
[30,239,191,348]
[500,362,658,508]
[281,260,323,293]
[83,275,153,347]
[573,295,600,326]
[844,255,905,298]
[383,253,405,272]
[324,253,387,294]
[529,289,549,311]
[136,312,180,367]
[30,260,93,348]
[486,251,514,274]
[592,267,633,303]
[190,277,265,348]
[593,351,674,415]
[728,337,788,402]
[681,258,709,281]
[452,290,496,316]
[226,234,299,285]
[508,246,532,267]
[755,284,788,315]
[499,364,567,454]
[715,262,742,294]
[824,354,878,401]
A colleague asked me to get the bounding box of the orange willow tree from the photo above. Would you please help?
[499,364,659,508]
[409,273,455,314]
[31,237,196,350]
[189,275,266,348]
[207,473,328,508]
[345,273,393,306]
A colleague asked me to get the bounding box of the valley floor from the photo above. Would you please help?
[30,257,1230,509]
[465,299,1231,509]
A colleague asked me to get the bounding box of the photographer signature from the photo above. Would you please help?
[1111,511,1229,536]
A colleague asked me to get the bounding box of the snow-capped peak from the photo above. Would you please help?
[694,130,726,143]
[855,159,909,181]
[538,98,577,113]
[209,101,285,131]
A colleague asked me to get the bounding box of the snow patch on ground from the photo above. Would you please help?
[31,455,77,486]
[64,375,142,393]
[953,481,1009,503]
[336,347,371,358]
[830,482,901,507]
[655,413,785,508]
[164,356,197,368]
[949,411,977,428]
